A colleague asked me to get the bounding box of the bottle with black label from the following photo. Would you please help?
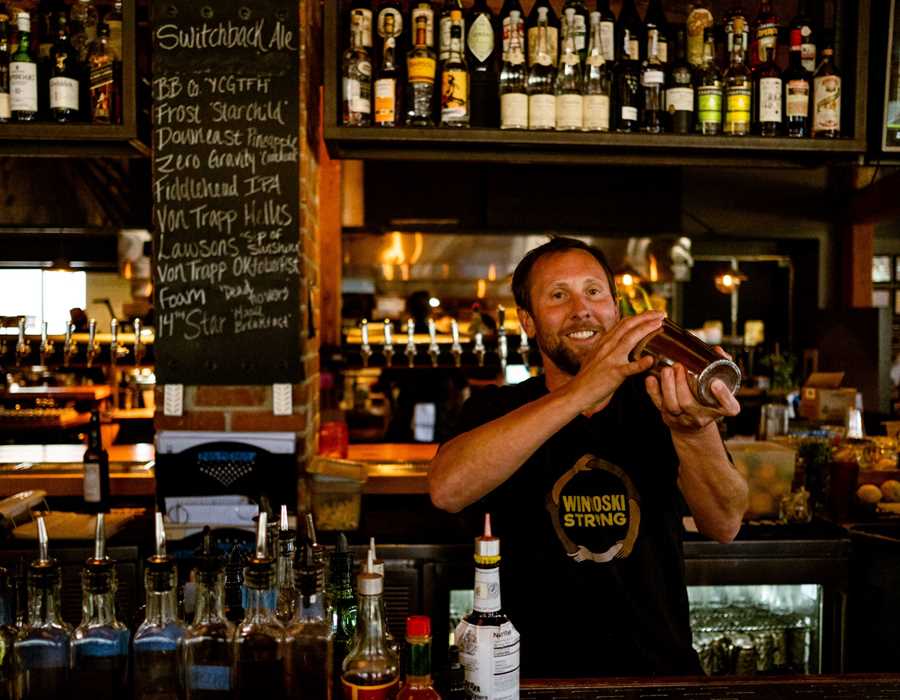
[466,0,498,128]
[615,0,642,64]
[48,7,80,122]
[723,26,751,135]
[87,22,117,124]
[695,26,721,134]
[83,409,110,513]
[751,0,778,70]
[561,0,589,65]
[643,0,668,66]
[10,11,37,122]
[526,0,558,68]
[784,26,811,137]
[614,20,640,132]
[439,0,463,63]
[0,9,11,123]
[666,25,694,134]
[499,0,524,62]
[812,43,840,138]
[754,43,782,136]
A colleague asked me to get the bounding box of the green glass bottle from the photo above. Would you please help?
[10,11,37,121]
[326,532,357,692]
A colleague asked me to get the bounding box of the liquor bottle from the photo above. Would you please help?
[499,0,524,62]
[615,0,642,64]
[641,23,665,133]
[686,0,713,68]
[304,513,327,593]
[723,28,751,135]
[446,645,464,700]
[343,10,372,126]
[583,10,611,132]
[183,527,235,699]
[0,567,17,698]
[561,0,589,64]
[614,25,640,133]
[666,25,694,135]
[103,0,122,60]
[224,545,246,625]
[454,514,519,700]
[133,513,186,699]
[0,9,10,123]
[376,0,404,71]
[643,0,668,65]
[812,44,840,138]
[406,12,436,126]
[367,538,401,670]
[285,542,333,700]
[526,6,555,131]
[724,0,748,60]
[397,616,440,700]
[349,0,373,51]
[83,409,110,513]
[695,27,721,134]
[233,511,286,698]
[14,516,71,699]
[526,0,558,68]
[35,0,55,118]
[87,22,117,124]
[341,549,400,699]
[70,0,98,61]
[750,0,778,70]
[48,9,80,123]
[10,11,37,122]
[790,0,815,73]
[499,8,527,130]
[783,27,811,137]
[409,1,435,50]
[440,11,469,127]
[374,12,402,127]
[439,0,463,63]
[466,0,498,128]
[327,532,357,693]
[12,555,27,629]
[594,0,616,65]
[274,506,297,624]
[72,514,130,697]
[555,7,583,131]
[754,43,782,136]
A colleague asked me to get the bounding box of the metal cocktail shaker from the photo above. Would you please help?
[630,317,741,408]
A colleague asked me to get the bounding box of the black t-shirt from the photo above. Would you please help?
[450,375,702,678]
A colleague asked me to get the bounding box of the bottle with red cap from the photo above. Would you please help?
[398,615,440,699]
[454,514,519,700]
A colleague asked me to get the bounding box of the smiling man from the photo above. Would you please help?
[429,237,747,678]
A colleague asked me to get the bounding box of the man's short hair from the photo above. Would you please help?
[512,237,618,314]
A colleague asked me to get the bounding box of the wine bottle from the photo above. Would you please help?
[499,8,527,130]
[583,10,611,132]
[83,409,110,513]
[555,6,583,131]
[48,7,80,122]
[784,26,811,137]
[755,43,782,136]
[9,11,37,122]
[526,5,556,130]
[666,25,694,134]
[466,0,498,128]
[641,25,665,133]
[527,0,559,68]
[812,43,840,138]
[695,27,722,135]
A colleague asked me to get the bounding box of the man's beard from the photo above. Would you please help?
[534,325,584,376]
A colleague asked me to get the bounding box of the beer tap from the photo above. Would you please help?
[473,331,485,367]
[110,318,128,360]
[86,318,99,367]
[39,321,54,366]
[360,318,372,368]
[497,305,508,377]
[405,318,417,368]
[518,324,531,368]
[15,318,29,366]
[133,318,144,366]
[427,318,440,367]
[63,322,77,366]
[383,319,394,368]
[450,319,462,368]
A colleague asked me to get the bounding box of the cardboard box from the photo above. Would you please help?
[799,372,857,422]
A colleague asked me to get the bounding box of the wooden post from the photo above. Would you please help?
[318,86,343,349]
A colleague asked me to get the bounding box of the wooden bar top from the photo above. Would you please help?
[347,443,436,496]
[1,385,112,400]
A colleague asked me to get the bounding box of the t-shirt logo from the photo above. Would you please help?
[546,454,641,563]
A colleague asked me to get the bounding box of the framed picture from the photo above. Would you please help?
[894,289,900,315]
[874,289,891,308]
[873,255,892,283]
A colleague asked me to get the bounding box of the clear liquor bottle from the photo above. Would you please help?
[666,25,694,134]
[686,0,713,68]
[397,616,440,700]
[555,7,583,131]
[407,13,437,126]
[0,10,10,123]
[812,44,840,138]
[183,528,235,699]
[342,10,372,126]
[526,0,559,68]
[133,513,186,699]
[615,0,642,64]
[374,13,401,127]
[48,8,79,123]
[561,0,590,65]
[466,0,498,128]
[643,0,669,65]
[499,8,527,130]
[0,567,18,698]
[784,26,811,137]
[594,0,616,65]
[582,10,611,132]
[326,532,357,693]
[275,506,297,624]
[695,27,721,134]
[641,24,665,133]
[10,11,37,122]
[754,43,782,136]
[234,511,286,699]
[526,6,556,130]
[367,538,401,672]
[614,21,640,132]
[440,11,469,127]
[69,0,98,61]
[499,0,524,62]
[723,28,751,135]
[14,516,71,699]
[71,514,130,697]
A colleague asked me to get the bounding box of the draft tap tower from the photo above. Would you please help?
[427,318,439,367]
[360,319,372,368]
[382,319,394,368]
[109,319,128,408]
[405,318,417,368]
[450,319,463,367]
[497,306,508,378]
[39,321,54,366]
[85,319,100,367]
[63,322,77,367]
[15,318,29,366]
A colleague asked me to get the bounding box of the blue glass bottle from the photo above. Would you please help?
[14,514,72,699]
[133,512,186,699]
[71,513,131,698]
[0,567,18,698]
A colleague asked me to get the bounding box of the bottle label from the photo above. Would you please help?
[473,566,501,612]
[627,37,640,61]
[758,76,782,122]
[455,619,520,700]
[687,8,713,66]
[441,69,468,121]
[189,665,231,691]
[528,26,558,67]
[355,9,373,48]
[697,86,722,123]
[50,76,79,111]
[373,78,396,123]
[725,86,751,127]
[583,93,609,130]
[620,105,638,122]
[502,15,525,60]
[411,7,434,47]
[813,74,841,132]
[10,62,37,112]
[468,14,494,63]
[756,22,778,63]
[407,56,435,83]
[500,92,528,129]
[343,78,371,115]
[641,69,664,87]
[377,8,402,38]
[84,460,101,502]
[666,86,694,113]
[528,93,555,129]
[440,17,464,61]
[801,39,816,72]
[786,79,809,117]
[657,39,668,64]
[600,21,615,63]
[0,93,10,120]
[556,93,583,129]
[342,677,400,700]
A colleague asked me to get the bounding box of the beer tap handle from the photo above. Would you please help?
[518,325,531,368]
[383,319,394,367]
[15,317,28,364]
[111,318,128,359]
[450,319,462,368]
[360,318,372,368]
[133,318,144,366]
[427,318,439,367]
[39,321,53,365]
[86,318,98,367]
[63,322,76,366]
[405,318,417,368]
[474,331,485,367]
[497,305,507,375]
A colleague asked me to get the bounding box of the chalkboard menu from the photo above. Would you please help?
[151,0,302,384]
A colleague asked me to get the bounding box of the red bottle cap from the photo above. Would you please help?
[406,615,431,638]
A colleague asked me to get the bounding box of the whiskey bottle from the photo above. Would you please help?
[466,0,498,128]
[439,0,463,63]
[499,0,524,62]
[790,0,816,73]
[784,27,811,137]
[341,549,400,699]
[285,542,333,699]
[454,514,519,700]
[686,0,713,68]
[0,10,10,123]
[614,24,640,132]
[376,0,404,69]
[666,25,694,134]
[349,0,373,51]
[10,11,37,122]
[234,511,287,699]
[70,0,98,61]
[641,24,665,133]
[498,8,527,130]
[343,10,372,126]
[440,11,469,127]
[812,43,840,138]
[751,0,778,70]
[72,514,130,697]
[406,13,436,126]
[397,616,440,700]
[583,10,611,132]
[133,512,186,699]
[526,0,559,68]
[83,409,110,513]
[615,0,642,64]
[48,9,80,123]
[555,7,583,131]
[374,13,401,127]
[0,567,15,698]
[526,6,555,130]
[86,22,117,124]
[695,27,721,134]
[723,28,751,135]
[561,0,590,65]
[754,43,782,136]
[14,516,71,699]
[327,532,357,693]
[643,0,668,65]
[183,527,235,699]
[275,505,297,624]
